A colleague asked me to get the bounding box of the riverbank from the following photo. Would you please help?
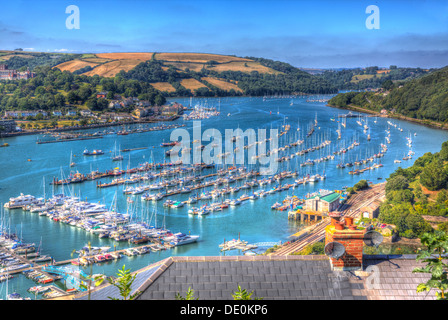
[0,115,180,139]
[327,103,448,131]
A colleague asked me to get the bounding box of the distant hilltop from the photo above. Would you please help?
[0,50,435,96]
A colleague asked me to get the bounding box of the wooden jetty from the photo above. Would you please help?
[36,136,103,144]
[0,243,172,277]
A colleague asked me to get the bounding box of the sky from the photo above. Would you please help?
[1,0,448,68]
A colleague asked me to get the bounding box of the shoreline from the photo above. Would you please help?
[0,115,180,139]
[327,103,448,131]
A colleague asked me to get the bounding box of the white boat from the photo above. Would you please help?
[169,233,199,246]
[4,194,43,209]
[76,246,111,256]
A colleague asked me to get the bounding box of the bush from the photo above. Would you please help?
[420,160,448,191]
[354,180,369,191]
[401,229,417,239]
[386,189,415,204]
[385,175,409,193]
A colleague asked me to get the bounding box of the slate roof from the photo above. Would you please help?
[73,254,436,300]
[75,260,164,300]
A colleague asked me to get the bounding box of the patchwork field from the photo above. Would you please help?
[0,54,34,61]
[164,61,205,72]
[150,82,176,93]
[96,52,154,61]
[201,77,243,92]
[81,58,113,64]
[154,52,250,63]
[52,51,284,93]
[180,78,207,91]
[207,61,280,74]
[54,59,99,72]
[83,59,142,77]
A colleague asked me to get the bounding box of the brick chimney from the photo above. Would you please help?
[325,220,365,271]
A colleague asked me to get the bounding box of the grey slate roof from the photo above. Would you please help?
[75,254,436,300]
[76,260,164,300]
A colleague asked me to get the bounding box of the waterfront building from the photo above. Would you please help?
[4,110,47,119]
[305,191,340,213]
[0,119,17,132]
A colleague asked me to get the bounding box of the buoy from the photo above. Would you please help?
[27,159,32,162]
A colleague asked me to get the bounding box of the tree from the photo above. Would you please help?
[386,175,409,193]
[154,95,165,106]
[175,287,198,300]
[54,93,66,107]
[437,190,448,204]
[420,160,448,191]
[67,91,79,104]
[106,265,138,300]
[354,179,369,191]
[232,285,262,300]
[413,231,448,300]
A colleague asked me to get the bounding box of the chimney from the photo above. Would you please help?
[325,218,365,271]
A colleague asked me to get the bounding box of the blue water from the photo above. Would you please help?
[1,95,448,299]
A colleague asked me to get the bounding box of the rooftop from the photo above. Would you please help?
[319,192,341,204]
[73,254,436,300]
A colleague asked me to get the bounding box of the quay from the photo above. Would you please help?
[288,210,327,223]
[0,243,172,277]
[36,136,103,144]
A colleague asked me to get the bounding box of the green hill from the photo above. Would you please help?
[328,66,448,124]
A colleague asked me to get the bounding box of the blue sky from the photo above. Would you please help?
[1,0,448,68]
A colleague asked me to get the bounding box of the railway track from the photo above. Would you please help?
[271,183,386,256]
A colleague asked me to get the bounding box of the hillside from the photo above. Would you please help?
[377,141,448,238]
[328,66,448,125]
[318,66,431,90]
[51,52,337,96]
[0,50,80,71]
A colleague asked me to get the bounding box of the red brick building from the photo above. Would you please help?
[0,64,35,80]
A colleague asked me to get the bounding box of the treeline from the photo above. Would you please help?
[0,66,166,112]
[118,58,338,97]
[328,66,448,123]
[317,66,431,90]
[378,141,448,238]
[1,52,81,71]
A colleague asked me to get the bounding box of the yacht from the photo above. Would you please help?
[4,194,43,209]
[169,233,199,246]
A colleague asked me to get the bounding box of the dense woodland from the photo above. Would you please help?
[120,57,339,97]
[378,141,448,238]
[317,66,431,91]
[328,66,448,124]
[0,51,444,115]
[1,52,81,71]
[0,66,166,112]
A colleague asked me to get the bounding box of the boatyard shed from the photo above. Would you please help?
[72,254,435,300]
[305,192,340,213]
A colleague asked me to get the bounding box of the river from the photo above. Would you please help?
[1,95,447,299]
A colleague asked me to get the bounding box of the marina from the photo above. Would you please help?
[1,95,448,299]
